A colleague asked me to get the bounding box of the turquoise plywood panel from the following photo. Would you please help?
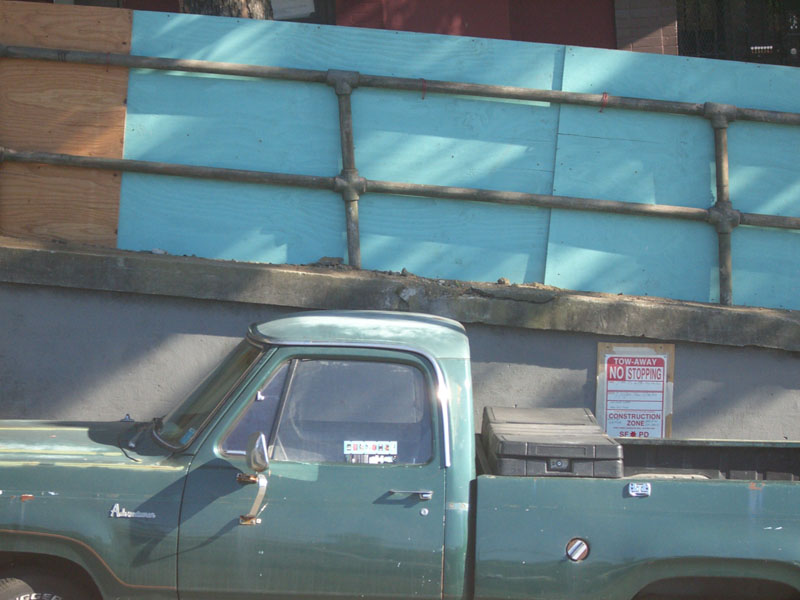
[558,46,800,112]
[119,72,341,260]
[546,45,800,307]
[121,12,564,276]
[118,176,345,264]
[734,228,800,310]
[728,121,800,309]
[545,214,718,302]
[124,73,340,174]
[129,12,564,86]
[353,89,558,194]
[728,122,800,217]
[352,89,558,282]
[552,107,714,208]
[360,195,549,283]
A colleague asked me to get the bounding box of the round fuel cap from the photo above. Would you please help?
[566,538,590,562]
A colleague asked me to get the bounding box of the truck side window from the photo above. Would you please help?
[272,359,433,465]
[221,362,290,455]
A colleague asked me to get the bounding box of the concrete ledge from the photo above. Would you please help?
[2,237,799,352]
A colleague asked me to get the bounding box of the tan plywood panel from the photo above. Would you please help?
[0,59,128,156]
[0,1,131,246]
[0,1,132,52]
[0,163,120,247]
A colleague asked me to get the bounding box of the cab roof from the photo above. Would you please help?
[249,310,469,360]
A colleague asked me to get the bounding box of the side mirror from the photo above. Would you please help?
[246,432,270,473]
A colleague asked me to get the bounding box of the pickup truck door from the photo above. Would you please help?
[177,348,447,599]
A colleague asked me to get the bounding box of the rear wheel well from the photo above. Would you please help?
[0,552,101,599]
[633,576,800,600]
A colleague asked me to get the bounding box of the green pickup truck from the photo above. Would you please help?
[2,311,799,600]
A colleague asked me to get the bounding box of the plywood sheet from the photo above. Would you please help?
[0,1,131,246]
[120,12,562,280]
[545,212,718,303]
[360,194,549,283]
[130,11,561,86]
[0,60,128,155]
[118,175,345,264]
[733,228,800,310]
[0,163,120,246]
[0,1,131,52]
[545,45,800,308]
[728,122,800,218]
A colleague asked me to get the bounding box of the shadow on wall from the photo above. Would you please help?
[467,323,800,441]
[2,276,800,440]
[0,280,296,422]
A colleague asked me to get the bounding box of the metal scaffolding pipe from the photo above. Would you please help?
[365,180,711,222]
[2,146,799,234]
[3,44,800,126]
[740,213,800,230]
[0,147,337,190]
[327,70,363,269]
[704,103,739,306]
[715,125,734,306]
[717,232,734,306]
[3,42,800,304]
[0,44,328,84]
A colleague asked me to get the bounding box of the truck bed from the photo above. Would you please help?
[473,408,800,598]
[473,473,800,600]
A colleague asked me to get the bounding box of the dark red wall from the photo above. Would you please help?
[336,0,616,47]
[21,0,618,48]
[509,0,616,48]
[336,0,511,38]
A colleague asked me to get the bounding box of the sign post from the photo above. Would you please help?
[596,343,674,439]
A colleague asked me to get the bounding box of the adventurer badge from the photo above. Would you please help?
[108,503,156,519]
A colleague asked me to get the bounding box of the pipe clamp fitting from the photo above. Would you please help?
[707,202,741,234]
[334,169,366,202]
[704,102,737,129]
[326,69,360,95]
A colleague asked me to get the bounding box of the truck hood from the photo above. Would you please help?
[0,420,163,466]
[0,420,190,515]
[0,420,191,573]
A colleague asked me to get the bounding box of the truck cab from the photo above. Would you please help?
[170,310,474,599]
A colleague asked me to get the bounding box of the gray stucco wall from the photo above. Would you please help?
[3,274,799,440]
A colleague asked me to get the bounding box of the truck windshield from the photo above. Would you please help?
[154,340,264,449]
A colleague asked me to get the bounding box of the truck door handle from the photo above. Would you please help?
[389,489,433,501]
[239,473,268,525]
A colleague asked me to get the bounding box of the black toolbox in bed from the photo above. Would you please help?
[481,407,623,478]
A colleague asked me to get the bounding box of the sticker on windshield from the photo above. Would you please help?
[179,427,196,446]
[344,441,398,464]
[344,441,397,455]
